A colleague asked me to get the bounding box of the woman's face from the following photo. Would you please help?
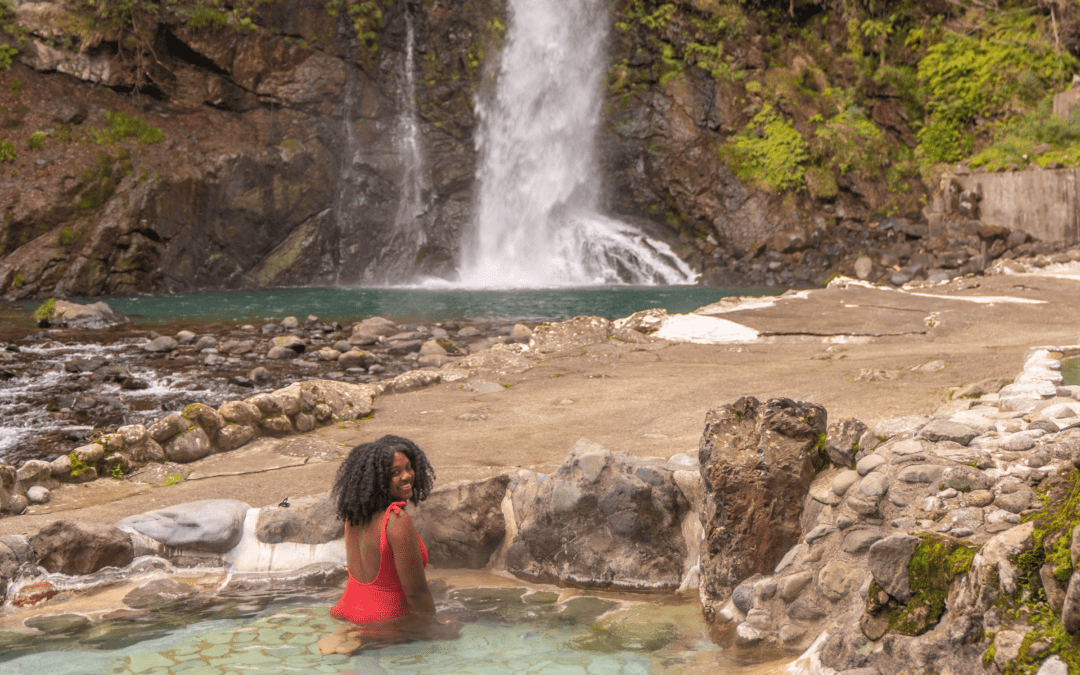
[389,451,414,501]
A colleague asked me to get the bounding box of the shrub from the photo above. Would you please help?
[93,111,165,146]
[26,130,48,150]
[728,103,809,193]
[33,297,56,324]
[0,139,13,162]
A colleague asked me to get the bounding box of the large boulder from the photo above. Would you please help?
[413,475,511,569]
[116,499,251,553]
[505,440,690,590]
[697,396,827,620]
[47,300,129,329]
[28,521,134,575]
[255,493,343,545]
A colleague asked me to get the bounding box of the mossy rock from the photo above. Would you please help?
[864,534,977,637]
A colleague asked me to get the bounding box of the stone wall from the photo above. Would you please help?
[953,169,1080,245]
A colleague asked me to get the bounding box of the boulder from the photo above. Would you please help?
[163,427,213,463]
[117,499,251,553]
[413,474,511,569]
[219,400,262,426]
[698,397,827,619]
[825,417,866,467]
[256,493,343,545]
[28,521,134,574]
[47,300,129,329]
[506,440,689,590]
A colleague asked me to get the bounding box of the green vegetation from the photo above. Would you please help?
[162,473,185,486]
[110,463,125,479]
[0,139,13,162]
[68,450,92,478]
[979,468,1080,674]
[728,103,808,193]
[32,297,56,324]
[92,111,165,146]
[26,130,48,150]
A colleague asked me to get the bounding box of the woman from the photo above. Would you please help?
[319,435,457,655]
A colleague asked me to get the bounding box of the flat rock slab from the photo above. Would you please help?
[273,438,348,461]
[185,439,308,480]
[117,499,250,552]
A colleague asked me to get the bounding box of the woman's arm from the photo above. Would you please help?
[385,509,436,622]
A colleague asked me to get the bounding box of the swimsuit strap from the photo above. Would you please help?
[379,501,408,552]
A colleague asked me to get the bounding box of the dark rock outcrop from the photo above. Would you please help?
[28,520,134,575]
[697,396,827,618]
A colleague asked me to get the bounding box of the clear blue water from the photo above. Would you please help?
[4,286,778,328]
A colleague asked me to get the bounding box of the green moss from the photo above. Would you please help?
[725,103,808,193]
[27,130,49,150]
[0,139,14,163]
[68,450,91,478]
[92,110,164,146]
[884,534,977,636]
[162,473,185,486]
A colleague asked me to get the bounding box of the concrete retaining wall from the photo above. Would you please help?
[955,170,1080,245]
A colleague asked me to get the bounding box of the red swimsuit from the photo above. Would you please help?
[331,501,428,624]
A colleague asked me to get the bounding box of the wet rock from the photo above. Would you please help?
[507,441,689,590]
[117,499,250,553]
[144,336,179,353]
[64,355,107,373]
[123,577,195,609]
[192,335,218,351]
[221,339,256,355]
[338,350,371,369]
[698,396,826,615]
[256,493,343,545]
[24,613,92,634]
[29,521,134,574]
[266,346,298,359]
[414,475,511,569]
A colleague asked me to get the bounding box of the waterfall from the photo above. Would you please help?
[361,7,434,283]
[458,0,696,287]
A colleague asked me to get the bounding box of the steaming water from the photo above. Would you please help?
[460,0,696,287]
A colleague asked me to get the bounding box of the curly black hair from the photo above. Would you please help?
[331,435,435,526]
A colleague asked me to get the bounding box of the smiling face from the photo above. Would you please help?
[389,451,414,501]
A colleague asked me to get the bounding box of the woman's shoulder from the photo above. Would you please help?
[384,503,417,537]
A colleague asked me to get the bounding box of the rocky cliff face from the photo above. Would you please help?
[0,0,502,298]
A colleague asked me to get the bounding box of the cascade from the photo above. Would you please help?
[365,7,434,282]
[458,0,696,287]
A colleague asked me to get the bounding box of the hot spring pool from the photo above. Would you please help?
[0,573,794,675]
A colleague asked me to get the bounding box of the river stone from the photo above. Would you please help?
[962,489,995,507]
[940,465,992,492]
[895,463,942,485]
[29,520,134,574]
[123,578,195,609]
[856,473,890,499]
[221,339,256,354]
[16,459,52,484]
[507,442,688,590]
[117,499,250,552]
[873,416,929,440]
[698,396,826,615]
[216,424,255,451]
[1037,656,1069,675]
[266,345,298,359]
[256,493,343,545]
[148,414,190,444]
[731,576,760,614]
[818,560,863,601]
[868,534,921,602]
[855,454,885,476]
[164,427,212,463]
[219,400,261,426]
[26,486,50,504]
[994,489,1035,514]
[1066,574,1080,631]
[247,393,283,415]
[277,380,375,421]
[193,336,218,351]
[842,530,885,554]
[787,597,827,621]
[272,334,305,353]
[917,420,978,445]
[259,415,293,434]
[337,350,370,369]
[1001,432,1038,452]
[144,336,179,353]
[182,402,225,436]
[779,571,814,602]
